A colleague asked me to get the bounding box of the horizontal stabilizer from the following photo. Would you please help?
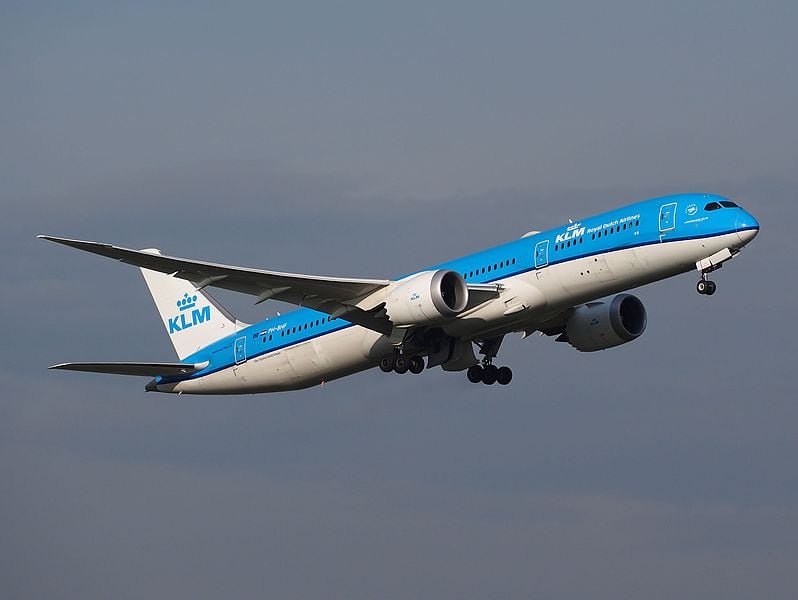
[49,361,209,377]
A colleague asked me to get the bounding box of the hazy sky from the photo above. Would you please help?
[2,2,797,599]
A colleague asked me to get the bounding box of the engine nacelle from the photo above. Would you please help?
[565,294,647,352]
[385,270,469,326]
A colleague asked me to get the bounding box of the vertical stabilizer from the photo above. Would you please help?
[139,249,244,359]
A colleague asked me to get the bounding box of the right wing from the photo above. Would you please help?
[49,361,208,377]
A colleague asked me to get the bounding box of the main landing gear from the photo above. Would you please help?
[468,336,513,385]
[696,275,717,296]
[379,353,425,375]
[466,362,513,386]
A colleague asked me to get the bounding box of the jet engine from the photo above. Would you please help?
[565,294,647,352]
[385,270,469,326]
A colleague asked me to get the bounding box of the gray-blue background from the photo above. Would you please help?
[2,2,796,598]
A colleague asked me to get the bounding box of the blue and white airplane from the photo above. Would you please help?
[40,193,759,393]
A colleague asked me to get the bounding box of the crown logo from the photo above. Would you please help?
[177,292,198,311]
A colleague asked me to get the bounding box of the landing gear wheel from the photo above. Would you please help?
[696,280,708,294]
[705,281,716,295]
[379,356,395,372]
[409,356,425,374]
[394,355,409,374]
[496,366,513,385]
[482,364,498,385]
[467,365,484,383]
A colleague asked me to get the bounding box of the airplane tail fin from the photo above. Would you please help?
[139,249,247,359]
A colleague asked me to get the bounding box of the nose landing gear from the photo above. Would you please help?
[696,276,717,295]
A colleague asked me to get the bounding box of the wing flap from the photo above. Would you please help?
[49,361,208,377]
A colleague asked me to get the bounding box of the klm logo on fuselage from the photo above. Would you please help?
[168,292,211,334]
[555,222,585,244]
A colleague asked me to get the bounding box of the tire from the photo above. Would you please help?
[409,356,425,374]
[706,281,717,295]
[467,365,484,383]
[697,280,707,294]
[482,364,498,385]
[496,366,513,385]
[394,355,409,374]
[379,356,395,372]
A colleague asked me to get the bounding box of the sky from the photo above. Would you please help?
[1,1,797,598]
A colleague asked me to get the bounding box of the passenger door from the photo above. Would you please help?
[534,240,549,269]
[234,336,247,365]
[659,202,677,238]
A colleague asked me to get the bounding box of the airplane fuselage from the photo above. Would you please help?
[151,193,759,394]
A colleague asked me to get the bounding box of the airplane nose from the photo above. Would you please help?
[736,211,760,245]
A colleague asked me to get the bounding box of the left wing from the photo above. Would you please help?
[39,235,394,334]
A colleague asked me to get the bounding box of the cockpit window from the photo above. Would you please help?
[704,202,721,211]
[720,201,739,208]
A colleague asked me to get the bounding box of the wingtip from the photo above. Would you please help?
[37,234,67,244]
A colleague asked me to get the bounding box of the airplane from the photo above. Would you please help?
[39,193,759,394]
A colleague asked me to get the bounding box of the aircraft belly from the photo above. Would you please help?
[634,233,739,279]
[273,326,376,390]
[445,274,547,338]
